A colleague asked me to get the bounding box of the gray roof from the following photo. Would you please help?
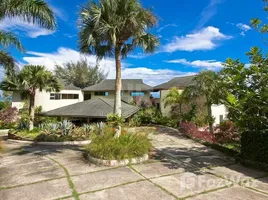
[153,75,196,91]
[58,79,81,90]
[42,98,140,119]
[82,79,152,91]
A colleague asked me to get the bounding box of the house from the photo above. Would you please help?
[12,82,83,111]
[82,79,152,104]
[153,75,228,125]
[11,79,152,119]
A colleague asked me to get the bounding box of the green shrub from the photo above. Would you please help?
[107,113,125,127]
[86,127,152,160]
[132,107,178,128]
[128,116,141,127]
[241,130,268,164]
[154,116,178,128]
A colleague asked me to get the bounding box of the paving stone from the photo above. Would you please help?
[79,180,175,200]
[181,155,235,168]
[0,154,47,166]
[131,160,190,178]
[248,177,268,194]
[0,160,58,179]
[72,167,143,193]
[64,161,109,176]
[0,178,72,200]
[151,171,232,199]
[155,146,216,159]
[169,137,205,148]
[0,166,65,187]
[203,164,267,183]
[186,186,268,200]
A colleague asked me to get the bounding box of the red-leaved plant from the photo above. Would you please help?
[214,121,240,144]
[0,107,18,128]
[179,122,216,143]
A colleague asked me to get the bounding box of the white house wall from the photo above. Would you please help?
[35,90,83,111]
[12,92,24,110]
[211,104,228,125]
[12,90,83,112]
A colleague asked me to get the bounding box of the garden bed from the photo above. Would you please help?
[8,131,91,145]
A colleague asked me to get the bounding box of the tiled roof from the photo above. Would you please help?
[42,97,140,119]
[82,79,152,91]
[153,75,196,90]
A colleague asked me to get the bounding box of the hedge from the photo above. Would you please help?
[241,130,268,164]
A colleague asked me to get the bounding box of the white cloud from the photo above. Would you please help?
[63,33,76,38]
[162,26,231,52]
[236,23,251,36]
[23,48,115,75]
[50,5,67,21]
[236,23,251,31]
[22,47,194,86]
[128,53,150,59]
[157,24,177,32]
[0,17,55,38]
[166,58,223,70]
[196,0,225,29]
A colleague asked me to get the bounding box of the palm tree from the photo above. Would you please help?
[0,0,56,71]
[163,87,188,116]
[0,65,61,131]
[78,0,159,135]
[186,71,220,134]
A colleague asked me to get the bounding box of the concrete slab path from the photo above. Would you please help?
[1,126,268,200]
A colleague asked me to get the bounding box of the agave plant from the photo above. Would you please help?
[82,124,91,133]
[60,120,73,136]
[39,122,59,134]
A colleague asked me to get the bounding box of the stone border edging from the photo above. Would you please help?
[7,139,91,146]
[86,153,149,167]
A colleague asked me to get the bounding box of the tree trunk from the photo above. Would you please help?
[114,45,122,137]
[207,101,214,135]
[29,94,35,131]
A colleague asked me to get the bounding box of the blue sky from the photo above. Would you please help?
[0,0,266,86]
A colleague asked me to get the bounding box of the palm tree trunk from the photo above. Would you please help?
[29,94,35,131]
[114,45,122,137]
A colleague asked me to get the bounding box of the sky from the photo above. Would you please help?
[0,0,266,86]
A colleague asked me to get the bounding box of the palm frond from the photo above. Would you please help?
[0,50,15,70]
[0,31,24,52]
[78,0,159,58]
[1,0,57,30]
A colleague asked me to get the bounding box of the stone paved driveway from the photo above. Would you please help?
[0,127,268,200]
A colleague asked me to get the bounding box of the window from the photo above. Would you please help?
[50,93,61,100]
[62,94,79,99]
[131,92,145,97]
[94,92,108,96]
[50,93,79,100]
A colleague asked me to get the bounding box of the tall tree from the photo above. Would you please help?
[186,71,221,134]
[78,0,159,135]
[0,65,61,131]
[55,59,108,89]
[0,0,56,71]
